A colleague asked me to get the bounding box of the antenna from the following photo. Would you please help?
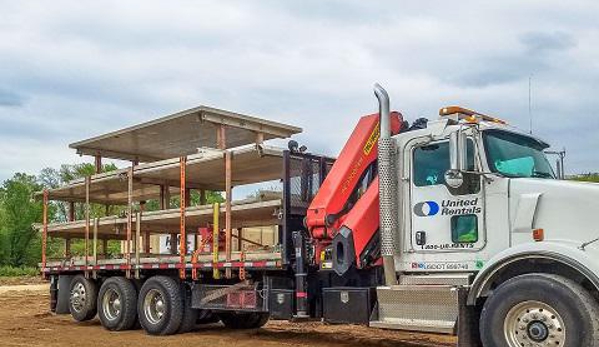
[529,74,533,134]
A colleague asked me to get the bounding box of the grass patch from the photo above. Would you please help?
[0,265,39,277]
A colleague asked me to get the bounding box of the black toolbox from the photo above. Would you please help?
[269,289,295,320]
[322,287,376,325]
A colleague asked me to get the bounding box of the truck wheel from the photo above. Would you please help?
[178,283,198,333]
[480,273,599,347]
[219,312,270,329]
[138,276,183,335]
[69,275,98,321]
[97,277,138,331]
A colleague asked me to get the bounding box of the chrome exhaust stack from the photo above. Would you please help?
[373,83,398,287]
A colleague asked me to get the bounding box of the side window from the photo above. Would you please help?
[451,214,478,243]
[413,142,450,187]
[413,140,478,191]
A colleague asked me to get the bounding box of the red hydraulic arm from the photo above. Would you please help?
[339,176,381,268]
[305,111,403,266]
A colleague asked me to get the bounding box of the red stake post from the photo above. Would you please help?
[41,190,48,276]
[126,166,133,278]
[179,156,187,279]
[85,176,90,278]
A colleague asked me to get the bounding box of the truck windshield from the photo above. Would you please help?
[483,129,555,179]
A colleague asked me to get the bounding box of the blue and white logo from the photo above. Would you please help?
[413,201,440,217]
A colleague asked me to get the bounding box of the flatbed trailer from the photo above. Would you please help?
[38,105,335,329]
[40,145,332,274]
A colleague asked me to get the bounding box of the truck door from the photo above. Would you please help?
[403,137,485,272]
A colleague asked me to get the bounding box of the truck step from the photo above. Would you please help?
[370,317,456,334]
[370,285,459,334]
[399,273,471,286]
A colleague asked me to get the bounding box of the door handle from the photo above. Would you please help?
[415,231,426,246]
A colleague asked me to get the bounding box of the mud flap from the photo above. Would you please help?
[457,288,482,347]
[55,275,73,314]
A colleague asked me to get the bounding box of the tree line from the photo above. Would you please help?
[0,163,223,268]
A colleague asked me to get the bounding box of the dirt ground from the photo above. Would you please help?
[0,279,456,347]
[0,276,45,286]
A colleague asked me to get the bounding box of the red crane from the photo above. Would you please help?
[305,111,403,273]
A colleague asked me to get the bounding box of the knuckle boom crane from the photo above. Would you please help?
[305,111,403,275]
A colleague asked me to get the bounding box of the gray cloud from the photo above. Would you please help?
[520,31,577,52]
[444,31,577,88]
[444,56,549,88]
[0,87,24,107]
[0,0,598,179]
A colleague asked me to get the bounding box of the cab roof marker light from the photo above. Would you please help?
[439,106,508,125]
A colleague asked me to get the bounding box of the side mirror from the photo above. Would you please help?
[445,169,464,189]
[449,130,467,172]
[447,130,467,189]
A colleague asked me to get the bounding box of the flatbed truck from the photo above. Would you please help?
[38,86,599,347]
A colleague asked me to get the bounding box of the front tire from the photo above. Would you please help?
[138,276,183,335]
[97,277,138,331]
[69,275,98,321]
[480,273,599,347]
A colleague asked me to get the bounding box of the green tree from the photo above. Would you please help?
[0,173,45,266]
[38,163,122,258]
[39,163,119,222]
[143,190,224,211]
[0,161,227,267]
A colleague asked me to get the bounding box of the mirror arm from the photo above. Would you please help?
[462,170,497,184]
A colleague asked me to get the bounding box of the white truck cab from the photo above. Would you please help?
[396,111,568,274]
[396,108,599,283]
[372,101,599,347]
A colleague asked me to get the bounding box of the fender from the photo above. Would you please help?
[468,241,599,306]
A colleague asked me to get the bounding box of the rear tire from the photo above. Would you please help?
[480,273,599,347]
[219,312,270,329]
[97,277,138,331]
[69,275,98,322]
[138,276,183,335]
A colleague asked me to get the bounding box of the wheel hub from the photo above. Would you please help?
[528,321,549,342]
[70,282,87,313]
[102,288,122,321]
[504,300,565,346]
[144,289,166,325]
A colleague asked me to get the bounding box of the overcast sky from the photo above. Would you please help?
[1,0,598,182]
